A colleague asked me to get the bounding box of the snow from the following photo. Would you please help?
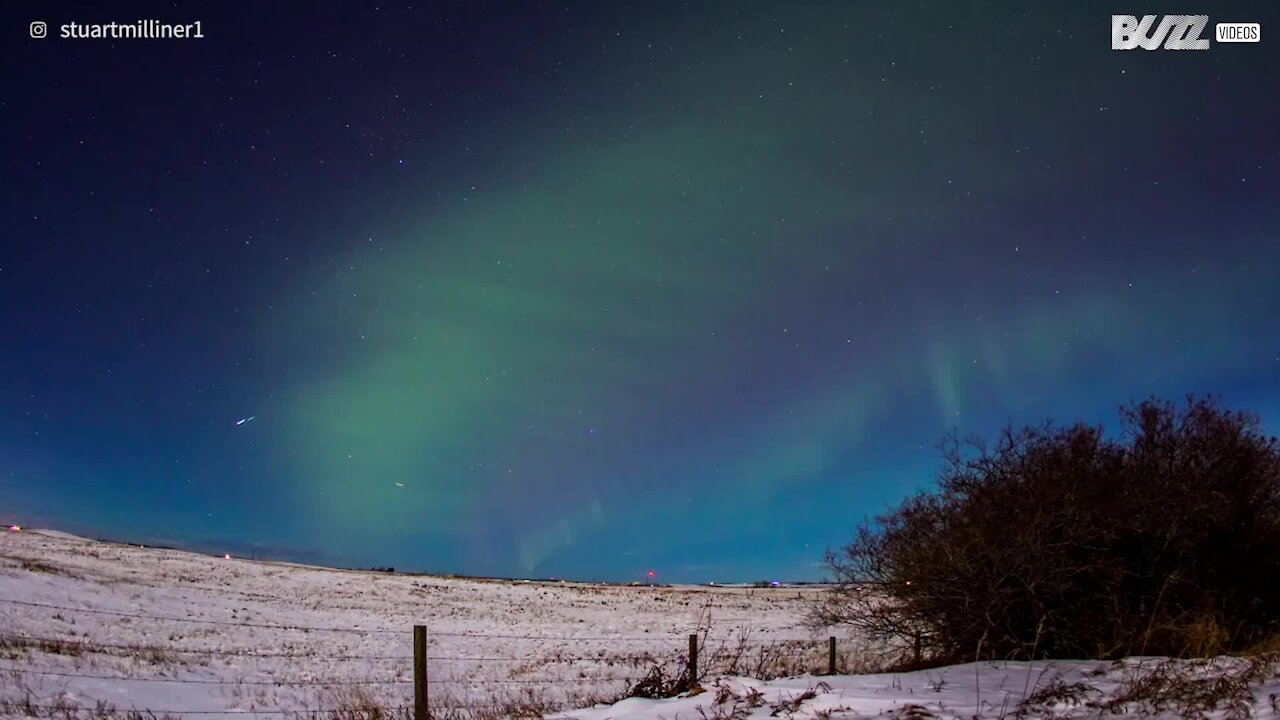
[557,659,1280,720]
[0,529,831,716]
[3,529,1279,719]
[13,529,88,542]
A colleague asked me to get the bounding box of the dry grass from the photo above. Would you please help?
[0,635,87,659]
[0,681,181,720]
[1018,675,1098,710]
[0,634,201,670]
[425,684,628,720]
[14,558,81,579]
[702,632,882,680]
[692,678,838,720]
[290,685,412,720]
[1101,655,1280,720]
[1243,633,1280,656]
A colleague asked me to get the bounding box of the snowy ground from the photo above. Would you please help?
[0,529,840,717]
[560,658,1280,720]
[3,529,1279,719]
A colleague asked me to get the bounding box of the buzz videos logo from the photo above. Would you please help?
[1112,15,1261,50]
[1112,15,1209,49]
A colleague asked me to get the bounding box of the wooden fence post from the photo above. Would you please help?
[414,625,428,720]
[828,636,836,675]
[687,633,698,690]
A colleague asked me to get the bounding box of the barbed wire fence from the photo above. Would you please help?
[0,596,859,720]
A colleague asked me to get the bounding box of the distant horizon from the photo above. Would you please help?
[4,524,838,586]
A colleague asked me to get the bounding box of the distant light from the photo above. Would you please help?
[8,525,19,532]
[648,570,655,578]
[224,554,231,560]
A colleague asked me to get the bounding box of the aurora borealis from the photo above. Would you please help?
[4,2,1279,581]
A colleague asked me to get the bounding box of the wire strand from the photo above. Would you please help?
[0,633,410,660]
[427,676,634,685]
[0,598,403,635]
[10,704,411,716]
[1,599,705,640]
[0,666,412,686]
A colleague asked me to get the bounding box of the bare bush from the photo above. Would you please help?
[814,397,1280,665]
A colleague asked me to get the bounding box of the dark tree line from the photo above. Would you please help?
[813,397,1280,666]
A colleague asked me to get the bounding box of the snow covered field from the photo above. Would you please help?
[3,529,1279,719]
[0,528,838,717]
[564,658,1280,720]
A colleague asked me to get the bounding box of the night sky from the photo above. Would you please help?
[3,2,1278,582]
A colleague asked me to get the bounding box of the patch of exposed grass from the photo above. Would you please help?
[0,635,86,659]
[769,681,830,716]
[1103,655,1280,720]
[1015,675,1100,716]
[291,685,411,720]
[0,689,180,720]
[18,558,79,578]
